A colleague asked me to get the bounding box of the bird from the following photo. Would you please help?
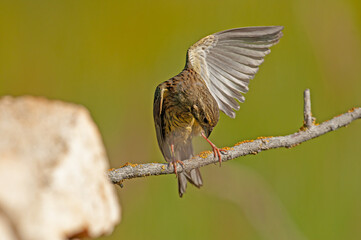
[153,26,283,197]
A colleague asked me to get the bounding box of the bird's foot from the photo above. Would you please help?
[201,132,227,166]
[211,145,227,166]
[169,160,185,177]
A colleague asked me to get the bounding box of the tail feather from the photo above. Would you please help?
[186,168,203,187]
[178,168,203,197]
[175,138,203,197]
[178,172,187,198]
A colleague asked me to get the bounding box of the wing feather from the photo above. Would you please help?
[153,85,169,160]
[208,63,249,95]
[212,49,264,67]
[187,26,283,118]
[208,70,241,110]
[207,55,254,81]
[210,49,259,75]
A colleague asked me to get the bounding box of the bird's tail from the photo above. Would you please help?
[178,168,203,197]
[177,139,203,197]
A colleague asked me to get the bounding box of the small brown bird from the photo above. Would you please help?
[153,26,283,197]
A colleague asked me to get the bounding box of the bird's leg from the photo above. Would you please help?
[201,132,226,166]
[170,143,184,177]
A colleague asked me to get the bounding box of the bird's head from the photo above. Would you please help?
[191,103,219,138]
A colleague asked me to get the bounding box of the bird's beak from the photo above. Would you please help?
[203,127,214,138]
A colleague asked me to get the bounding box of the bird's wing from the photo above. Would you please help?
[186,26,283,118]
[153,85,169,160]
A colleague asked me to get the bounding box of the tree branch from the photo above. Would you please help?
[108,89,361,185]
[303,89,314,128]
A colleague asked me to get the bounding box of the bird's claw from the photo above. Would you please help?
[169,160,185,177]
[212,147,227,166]
[201,132,227,166]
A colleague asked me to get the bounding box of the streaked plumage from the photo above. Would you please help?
[153,26,283,197]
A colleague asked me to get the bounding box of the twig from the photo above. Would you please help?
[108,90,361,185]
[303,89,314,128]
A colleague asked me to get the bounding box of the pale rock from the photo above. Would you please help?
[0,96,120,240]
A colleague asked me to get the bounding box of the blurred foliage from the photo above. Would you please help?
[1,0,361,239]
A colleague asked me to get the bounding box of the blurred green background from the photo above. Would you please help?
[1,0,361,239]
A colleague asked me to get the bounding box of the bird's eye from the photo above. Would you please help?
[203,118,209,124]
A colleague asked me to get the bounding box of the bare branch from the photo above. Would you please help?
[303,89,314,128]
[108,90,361,185]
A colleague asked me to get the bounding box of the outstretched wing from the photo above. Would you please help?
[186,26,283,118]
